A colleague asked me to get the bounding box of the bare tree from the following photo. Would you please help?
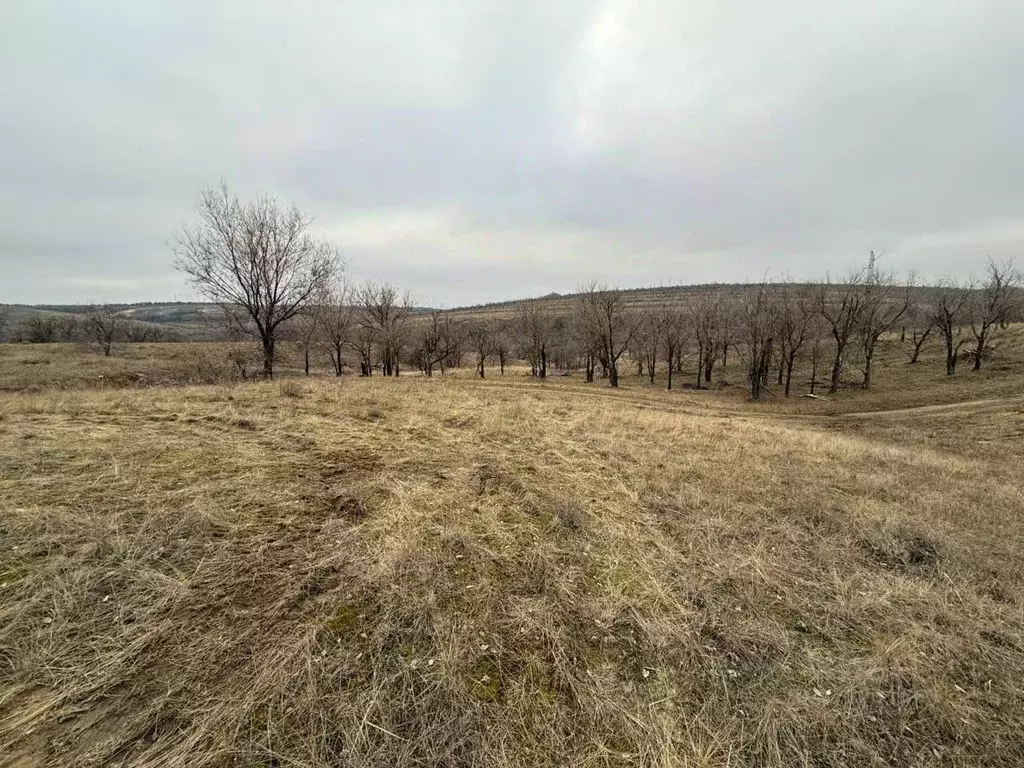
[855,258,914,388]
[928,280,972,376]
[319,280,353,377]
[968,258,1021,371]
[659,306,687,390]
[518,301,555,378]
[88,305,127,356]
[806,313,829,395]
[903,304,935,364]
[740,281,779,401]
[286,302,323,376]
[416,310,460,376]
[690,291,722,388]
[358,281,411,376]
[350,324,377,377]
[775,284,815,397]
[56,314,79,342]
[818,268,869,393]
[124,319,157,343]
[0,307,7,341]
[172,183,338,378]
[577,283,641,387]
[492,320,512,375]
[466,321,496,378]
[21,314,58,343]
[637,308,664,384]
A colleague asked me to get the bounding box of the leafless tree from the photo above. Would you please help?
[659,306,687,390]
[21,314,58,343]
[357,281,412,376]
[806,313,829,395]
[56,314,79,342]
[928,280,972,375]
[518,301,555,378]
[818,267,869,393]
[172,183,338,378]
[492,320,512,375]
[968,258,1021,371]
[690,291,722,388]
[740,281,779,401]
[416,310,461,376]
[855,257,914,388]
[0,307,7,341]
[124,319,156,343]
[903,303,935,364]
[577,283,641,387]
[319,280,353,377]
[286,301,324,376]
[466,321,496,378]
[775,283,815,397]
[88,305,127,357]
[350,324,377,377]
[637,308,664,384]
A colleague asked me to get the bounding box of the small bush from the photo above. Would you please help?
[279,380,304,399]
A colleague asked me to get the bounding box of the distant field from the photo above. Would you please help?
[1,332,1023,766]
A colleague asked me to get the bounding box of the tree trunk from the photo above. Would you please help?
[862,349,873,389]
[540,347,547,378]
[972,327,988,371]
[667,356,674,390]
[608,360,619,387]
[304,348,310,376]
[262,336,275,379]
[945,336,957,376]
[478,357,485,378]
[828,348,842,393]
[784,355,795,397]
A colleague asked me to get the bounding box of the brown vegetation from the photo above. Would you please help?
[1,327,1024,766]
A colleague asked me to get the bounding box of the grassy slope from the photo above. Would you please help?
[2,362,1024,766]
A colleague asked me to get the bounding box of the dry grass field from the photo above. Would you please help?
[2,334,1024,767]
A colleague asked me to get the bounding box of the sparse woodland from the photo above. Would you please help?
[5,186,1021,403]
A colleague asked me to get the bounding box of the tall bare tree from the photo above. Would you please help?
[928,280,972,375]
[577,283,641,387]
[637,308,664,385]
[969,258,1020,371]
[492,319,512,375]
[416,310,460,376]
[740,281,779,401]
[358,281,412,376]
[172,183,338,378]
[855,258,914,388]
[319,280,353,377]
[690,291,722,388]
[818,267,868,393]
[903,303,935,364]
[518,301,555,378]
[465,321,496,378]
[775,283,815,397]
[659,306,686,390]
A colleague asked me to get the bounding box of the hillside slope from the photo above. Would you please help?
[2,376,1023,767]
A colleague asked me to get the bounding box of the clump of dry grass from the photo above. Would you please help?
[1,375,1024,766]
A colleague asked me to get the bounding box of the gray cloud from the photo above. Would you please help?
[2,0,1022,305]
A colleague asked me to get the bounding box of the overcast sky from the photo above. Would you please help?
[2,1,1022,306]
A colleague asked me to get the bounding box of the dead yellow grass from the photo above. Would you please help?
[2,371,1024,767]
